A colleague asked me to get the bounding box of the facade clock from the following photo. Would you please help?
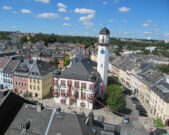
[101,49,104,54]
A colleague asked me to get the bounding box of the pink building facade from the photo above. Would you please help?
[13,75,28,94]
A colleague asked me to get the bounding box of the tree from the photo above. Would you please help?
[153,118,164,128]
[19,36,28,44]
[63,56,70,66]
[158,64,169,74]
[107,76,121,85]
[49,58,59,68]
[106,84,126,112]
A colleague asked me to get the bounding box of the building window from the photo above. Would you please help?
[61,89,65,96]
[61,80,66,86]
[16,82,18,85]
[89,84,95,90]
[37,86,40,90]
[35,93,38,97]
[34,86,36,90]
[88,94,94,100]
[54,80,58,85]
[81,83,86,89]
[21,83,23,86]
[37,79,40,84]
[30,85,32,89]
[24,83,26,87]
[67,80,72,86]
[34,79,36,83]
[81,93,86,100]
[74,81,79,88]
[30,78,32,82]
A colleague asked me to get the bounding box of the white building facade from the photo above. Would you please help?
[53,77,97,109]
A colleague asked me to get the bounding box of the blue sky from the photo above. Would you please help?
[0,0,169,40]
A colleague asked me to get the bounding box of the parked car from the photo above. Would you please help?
[130,96,138,101]
[132,99,140,105]
[136,104,144,109]
[123,115,129,124]
[137,107,147,113]
[139,111,148,117]
[122,89,132,95]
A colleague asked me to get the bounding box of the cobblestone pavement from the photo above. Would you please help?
[39,97,122,125]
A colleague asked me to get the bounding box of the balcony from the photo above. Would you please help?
[88,98,94,103]
[53,91,59,97]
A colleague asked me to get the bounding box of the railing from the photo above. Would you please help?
[88,98,94,103]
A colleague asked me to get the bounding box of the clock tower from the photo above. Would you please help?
[97,27,110,90]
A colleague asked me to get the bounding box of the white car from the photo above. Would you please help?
[124,115,129,124]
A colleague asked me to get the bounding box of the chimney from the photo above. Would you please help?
[21,119,30,133]
[37,103,43,112]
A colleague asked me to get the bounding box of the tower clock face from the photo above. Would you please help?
[101,49,104,54]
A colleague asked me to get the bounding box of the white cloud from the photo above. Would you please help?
[152,29,160,32]
[21,9,31,14]
[74,8,95,15]
[58,8,67,13]
[37,13,59,19]
[2,6,12,10]
[74,8,95,27]
[79,14,94,26]
[57,2,67,8]
[103,1,108,5]
[119,7,130,12]
[12,11,18,14]
[147,37,151,40]
[109,19,115,23]
[63,23,70,26]
[64,16,70,20]
[147,20,152,23]
[35,0,49,3]
[79,14,94,22]
[142,23,149,27]
[144,31,151,34]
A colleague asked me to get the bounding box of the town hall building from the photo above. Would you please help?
[53,27,110,109]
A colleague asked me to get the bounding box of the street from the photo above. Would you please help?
[120,95,149,135]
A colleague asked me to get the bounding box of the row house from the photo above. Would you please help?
[138,68,164,104]
[130,73,141,95]
[13,59,35,95]
[28,60,54,99]
[3,60,20,89]
[53,57,101,109]
[0,57,10,85]
[149,80,169,126]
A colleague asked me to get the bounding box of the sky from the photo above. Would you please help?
[0,0,169,40]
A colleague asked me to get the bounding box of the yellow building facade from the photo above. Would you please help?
[149,89,169,126]
[28,73,53,99]
[27,60,54,100]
